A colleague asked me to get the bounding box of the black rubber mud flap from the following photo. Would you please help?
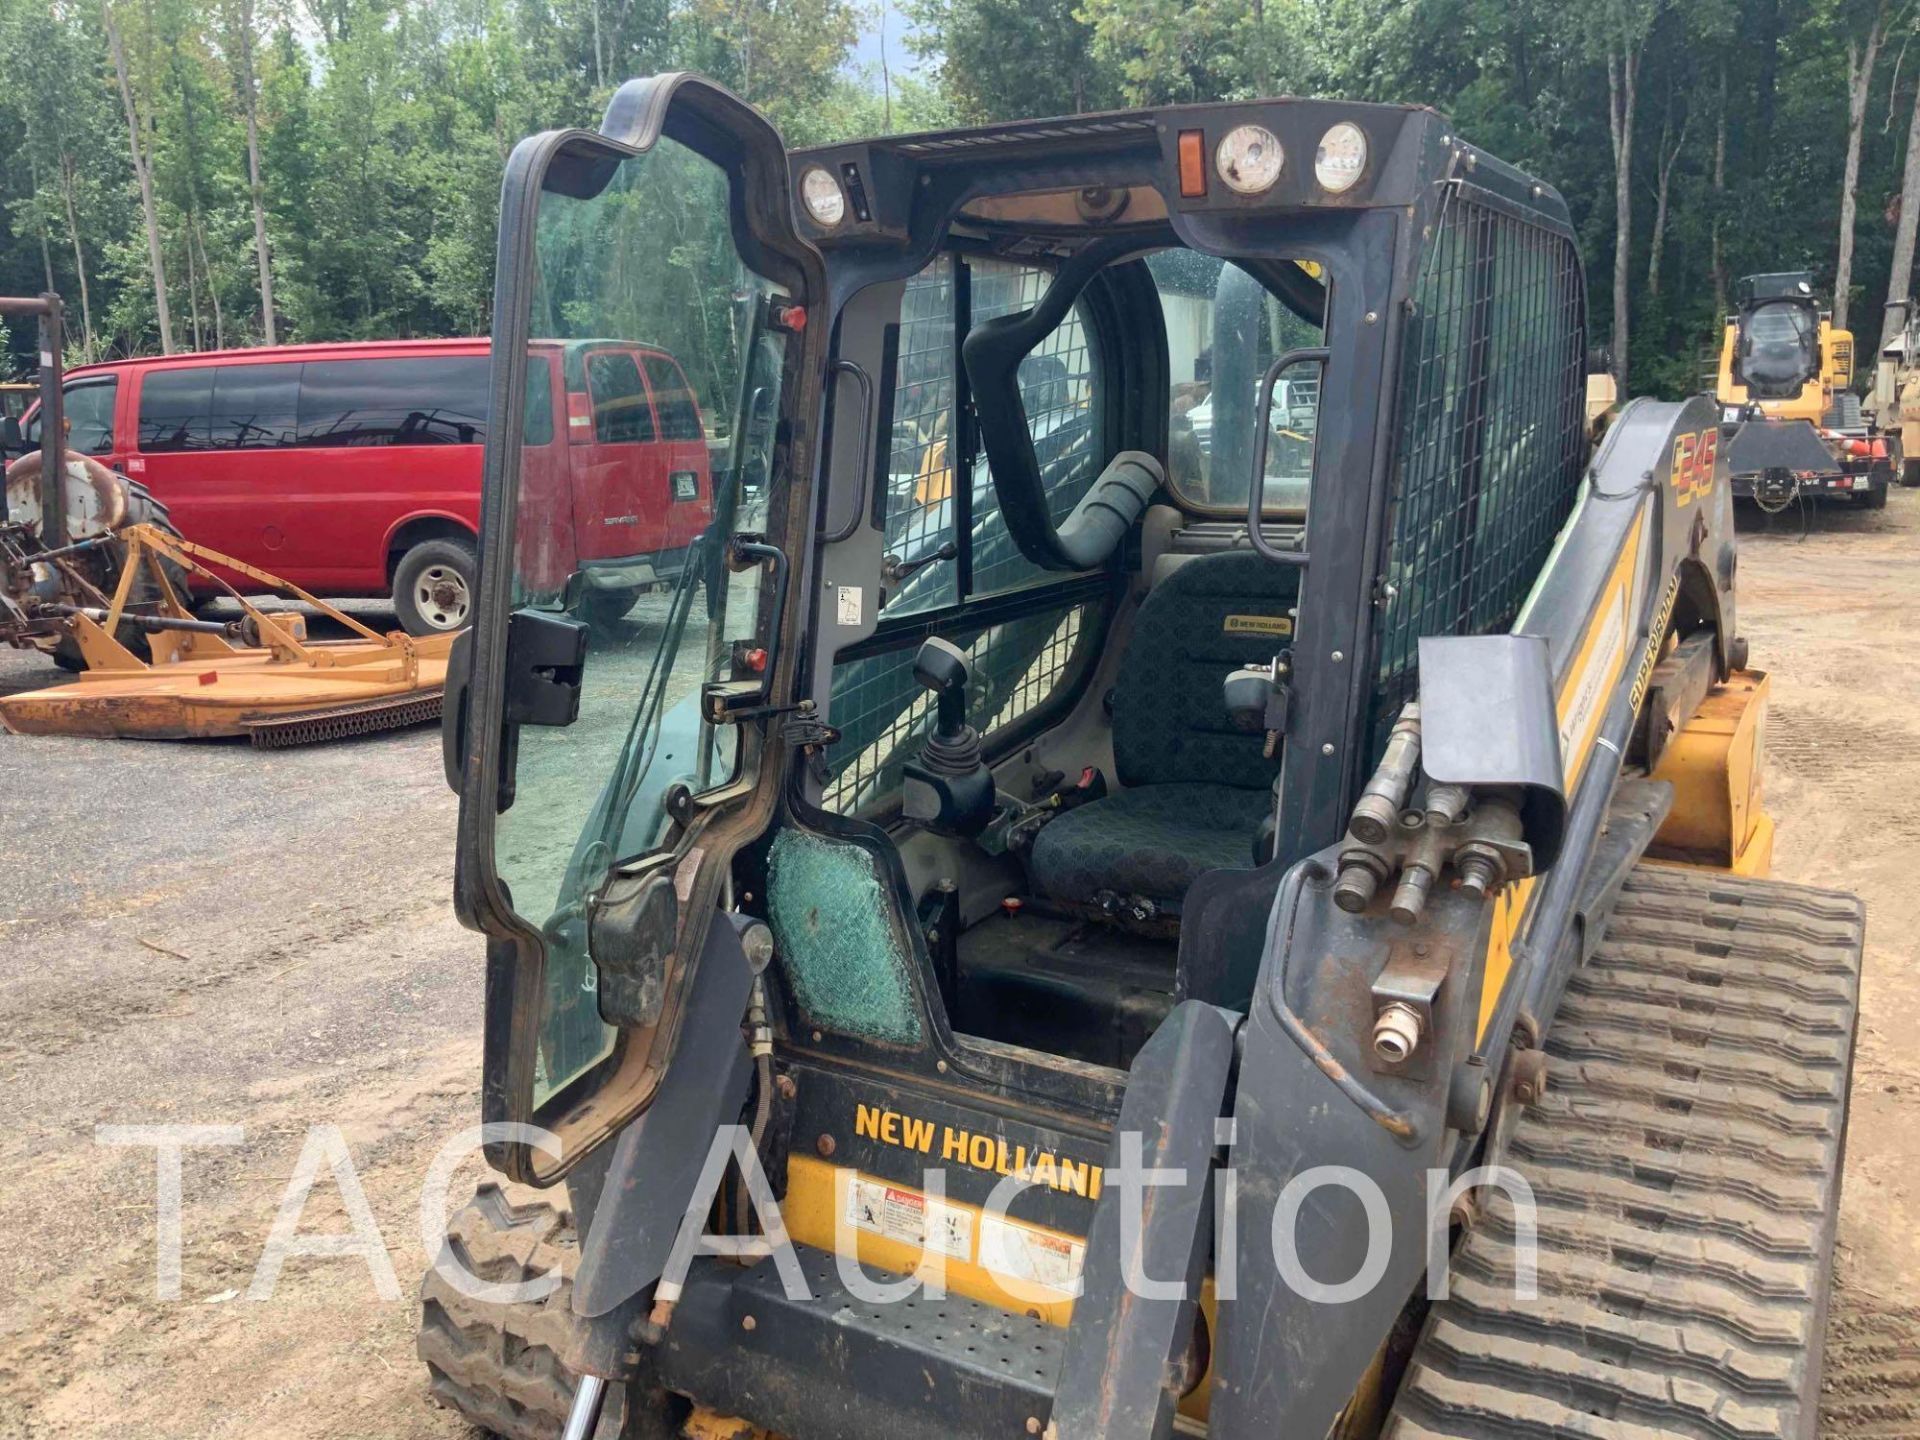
[571,912,757,1319]
[1050,1000,1237,1440]
[1385,864,1866,1439]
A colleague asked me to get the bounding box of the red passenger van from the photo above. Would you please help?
[27,338,713,633]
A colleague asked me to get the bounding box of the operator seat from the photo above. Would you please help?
[1028,550,1299,916]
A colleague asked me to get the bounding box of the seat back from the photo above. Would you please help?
[1111,550,1302,790]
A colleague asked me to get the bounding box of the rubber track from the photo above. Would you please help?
[1385,864,1864,1440]
[417,1181,622,1440]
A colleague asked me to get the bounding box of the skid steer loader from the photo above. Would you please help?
[422,76,1865,1440]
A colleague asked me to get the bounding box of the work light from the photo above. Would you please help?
[799,167,846,228]
[1216,124,1284,195]
[1315,122,1368,193]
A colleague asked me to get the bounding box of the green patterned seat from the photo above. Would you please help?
[1028,551,1298,913]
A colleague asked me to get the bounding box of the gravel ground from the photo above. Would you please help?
[0,499,1915,1437]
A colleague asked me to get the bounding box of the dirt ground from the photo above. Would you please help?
[0,498,1917,1438]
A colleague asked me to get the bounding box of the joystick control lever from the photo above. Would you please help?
[901,637,997,838]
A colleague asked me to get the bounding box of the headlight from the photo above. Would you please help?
[799,166,846,228]
[1315,121,1368,194]
[1215,124,1284,195]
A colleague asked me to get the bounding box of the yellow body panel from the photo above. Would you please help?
[782,1156,1219,1421]
[1646,669,1773,876]
[782,1155,1082,1327]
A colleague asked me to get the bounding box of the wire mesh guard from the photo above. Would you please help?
[1372,185,1587,738]
[821,252,1104,815]
[881,257,1101,612]
[821,605,1087,815]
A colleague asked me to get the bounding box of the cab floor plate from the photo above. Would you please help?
[1386,863,1866,1440]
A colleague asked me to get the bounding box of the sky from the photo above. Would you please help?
[848,0,930,82]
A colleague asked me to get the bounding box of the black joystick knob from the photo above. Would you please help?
[901,637,997,837]
[915,637,980,767]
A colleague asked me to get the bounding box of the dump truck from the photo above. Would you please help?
[420,77,1865,1440]
[1717,271,1889,509]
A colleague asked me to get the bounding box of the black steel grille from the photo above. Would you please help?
[1372,184,1587,735]
[821,603,1090,815]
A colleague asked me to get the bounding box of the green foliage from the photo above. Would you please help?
[1,0,1918,403]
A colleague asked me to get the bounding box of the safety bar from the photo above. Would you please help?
[1246,345,1330,568]
[819,358,874,544]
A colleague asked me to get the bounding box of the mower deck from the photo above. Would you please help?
[0,635,452,741]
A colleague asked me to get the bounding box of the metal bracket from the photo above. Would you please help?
[1369,939,1452,1077]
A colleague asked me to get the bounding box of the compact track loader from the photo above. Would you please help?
[423,77,1865,1440]
[1716,271,1888,510]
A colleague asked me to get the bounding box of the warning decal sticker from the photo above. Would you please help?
[844,1176,973,1260]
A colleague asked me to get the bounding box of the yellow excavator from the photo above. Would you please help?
[419,78,1864,1439]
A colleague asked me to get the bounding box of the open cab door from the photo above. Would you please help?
[448,74,825,1184]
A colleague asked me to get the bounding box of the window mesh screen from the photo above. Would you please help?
[1371,186,1586,735]
[879,257,1101,613]
[821,604,1089,815]
[883,258,960,615]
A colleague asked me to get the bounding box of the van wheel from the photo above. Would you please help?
[394,538,477,635]
[578,584,646,633]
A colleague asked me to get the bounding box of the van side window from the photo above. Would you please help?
[138,369,215,452]
[209,364,300,449]
[586,351,656,443]
[297,357,489,447]
[641,355,702,440]
[37,378,118,455]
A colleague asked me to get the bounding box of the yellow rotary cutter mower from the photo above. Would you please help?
[0,293,450,747]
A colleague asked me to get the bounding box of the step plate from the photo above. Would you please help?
[1386,863,1866,1440]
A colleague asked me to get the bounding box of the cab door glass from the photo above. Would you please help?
[495,136,790,1108]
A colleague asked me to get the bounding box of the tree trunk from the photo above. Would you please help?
[58,152,95,363]
[103,1,175,354]
[184,232,204,351]
[29,156,56,295]
[192,217,225,350]
[1607,42,1641,392]
[1837,5,1889,331]
[1879,70,1920,357]
[1712,62,1728,324]
[1648,103,1689,299]
[233,0,277,344]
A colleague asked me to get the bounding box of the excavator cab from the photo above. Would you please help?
[429,75,1864,1440]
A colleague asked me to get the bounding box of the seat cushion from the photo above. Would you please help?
[1028,783,1272,912]
[1111,551,1300,790]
